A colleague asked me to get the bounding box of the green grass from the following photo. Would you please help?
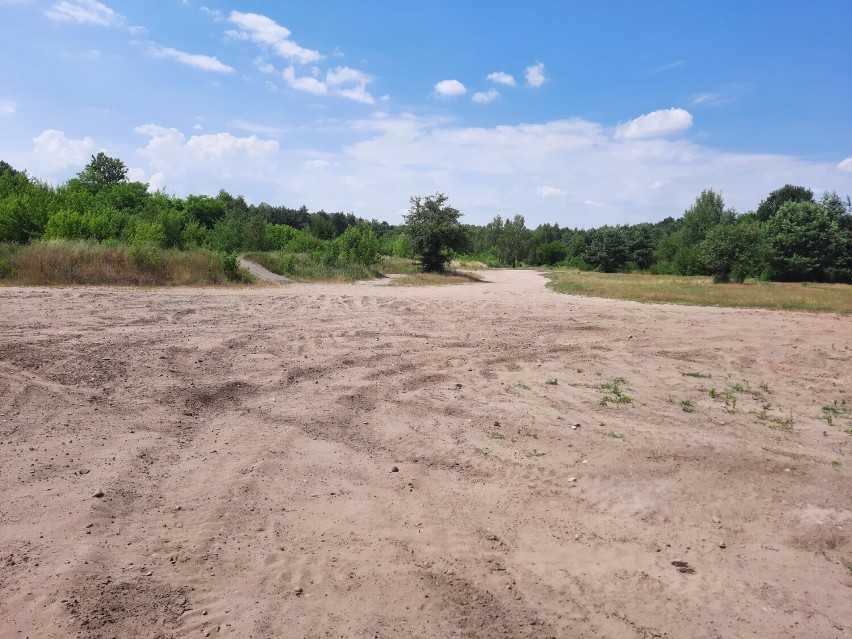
[244,250,380,283]
[0,240,248,286]
[545,269,852,314]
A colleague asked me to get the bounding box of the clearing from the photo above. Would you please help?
[1,270,850,638]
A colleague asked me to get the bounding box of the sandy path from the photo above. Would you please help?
[238,258,293,284]
[1,271,850,638]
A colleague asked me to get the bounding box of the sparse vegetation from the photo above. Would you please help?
[598,377,632,406]
[681,399,695,413]
[0,239,250,286]
[545,270,852,313]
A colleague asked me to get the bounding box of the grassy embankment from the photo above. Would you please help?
[546,269,852,314]
[390,270,483,286]
[0,240,252,286]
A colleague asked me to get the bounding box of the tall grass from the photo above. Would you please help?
[0,240,250,286]
[545,269,852,314]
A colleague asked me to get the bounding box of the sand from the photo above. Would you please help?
[1,270,850,638]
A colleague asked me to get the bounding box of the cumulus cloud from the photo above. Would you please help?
[103,113,849,231]
[836,157,852,173]
[132,124,280,194]
[44,0,124,27]
[282,65,374,103]
[148,45,234,73]
[472,88,499,104]
[227,11,322,65]
[614,108,693,140]
[525,62,546,88]
[434,79,466,98]
[31,129,94,171]
[487,71,516,87]
[0,99,17,115]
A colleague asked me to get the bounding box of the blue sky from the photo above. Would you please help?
[1,0,851,227]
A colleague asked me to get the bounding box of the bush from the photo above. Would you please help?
[335,223,379,266]
[220,253,241,282]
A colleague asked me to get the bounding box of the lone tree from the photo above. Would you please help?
[403,193,466,272]
[76,152,128,193]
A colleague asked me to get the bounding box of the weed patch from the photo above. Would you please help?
[598,377,632,406]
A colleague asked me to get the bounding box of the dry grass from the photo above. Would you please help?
[545,269,852,314]
[0,240,248,286]
[390,270,483,287]
[376,256,421,275]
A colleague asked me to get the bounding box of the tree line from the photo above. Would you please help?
[2,154,851,283]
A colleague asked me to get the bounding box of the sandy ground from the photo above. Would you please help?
[1,270,850,639]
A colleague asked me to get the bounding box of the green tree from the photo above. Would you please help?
[765,201,849,282]
[535,241,567,266]
[700,220,767,283]
[585,226,630,272]
[756,184,814,222]
[75,152,128,193]
[403,193,466,272]
[496,214,529,267]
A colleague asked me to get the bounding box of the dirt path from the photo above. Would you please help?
[238,257,293,284]
[1,271,850,638]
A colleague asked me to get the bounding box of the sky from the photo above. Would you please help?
[1,0,851,228]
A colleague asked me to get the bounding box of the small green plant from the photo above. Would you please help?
[598,377,632,406]
[681,371,711,379]
[842,558,852,575]
[545,379,558,386]
[487,431,505,440]
[524,449,545,458]
[604,431,625,440]
[831,460,841,468]
[681,399,695,413]
[767,411,795,433]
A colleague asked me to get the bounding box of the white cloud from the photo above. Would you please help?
[472,88,499,104]
[304,159,330,170]
[148,45,234,73]
[133,124,280,195]
[434,79,466,98]
[44,0,124,27]
[614,108,693,140]
[487,71,516,87]
[525,62,546,88]
[254,57,275,74]
[227,11,322,65]
[0,99,17,115]
[537,186,566,198]
[838,158,852,173]
[30,129,94,171]
[283,66,328,95]
[100,115,849,230]
[326,66,374,104]
[282,65,374,104]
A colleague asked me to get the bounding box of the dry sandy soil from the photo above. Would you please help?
[1,270,850,639]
